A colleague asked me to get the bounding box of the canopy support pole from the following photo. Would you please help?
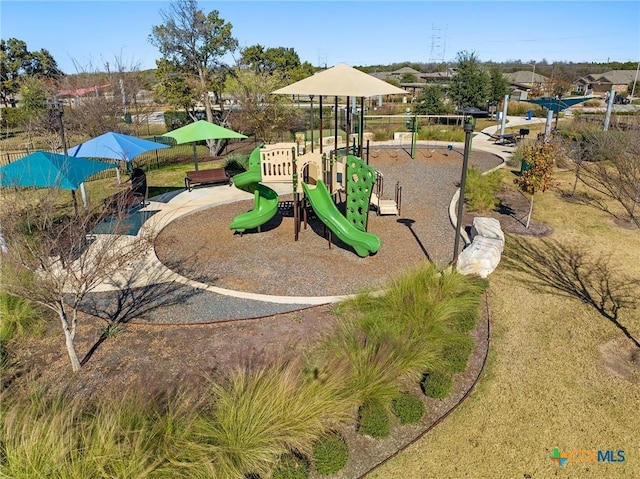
[359,97,365,157]
[79,182,89,214]
[192,143,199,171]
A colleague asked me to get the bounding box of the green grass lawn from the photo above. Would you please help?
[367,170,640,478]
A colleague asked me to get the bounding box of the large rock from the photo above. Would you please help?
[456,236,504,278]
[471,217,504,247]
[457,217,505,278]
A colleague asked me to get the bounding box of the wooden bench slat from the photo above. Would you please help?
[185,168,230,191]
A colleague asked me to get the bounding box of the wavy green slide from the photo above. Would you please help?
[229,146,279,233]
[302,180,380,257]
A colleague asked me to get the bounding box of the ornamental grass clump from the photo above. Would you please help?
[322,263,486,434]
[1,391,178,479]
[464,165,502,213]
[182,362,354,478]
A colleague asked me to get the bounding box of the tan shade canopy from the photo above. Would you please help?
[272,63,407,98]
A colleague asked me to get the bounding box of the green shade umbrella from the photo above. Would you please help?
[162,120,247,170]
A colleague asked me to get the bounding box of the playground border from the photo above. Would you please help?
[84,118,541,321]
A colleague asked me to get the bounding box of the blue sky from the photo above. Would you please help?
[2,1,639,73]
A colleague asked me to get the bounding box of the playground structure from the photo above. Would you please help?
[229,143,381,257]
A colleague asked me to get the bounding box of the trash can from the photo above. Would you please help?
[526,109,533,120]
[131,168,147,199]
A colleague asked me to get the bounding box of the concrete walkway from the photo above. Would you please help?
[82,116,545,322]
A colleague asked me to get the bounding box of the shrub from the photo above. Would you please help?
[358,400,390,438]
[312,432,349,475]
[508,143,526,168]
[421,370,454,399]
[443,334,475,373]
[224,153,249,172]
[419,127,465,142]
[391,392,425,424]
[0,294,42,373]
[273,453,310,479]
[464,166,502,212]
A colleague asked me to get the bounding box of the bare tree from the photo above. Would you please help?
[569,129,640,227]
[149,0,238,154]
[226,69,300,143]
[58,55,149,140]
[0,189,153,372]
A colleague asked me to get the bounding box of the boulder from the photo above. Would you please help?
[471,217,504,247]
[456,236,504,278]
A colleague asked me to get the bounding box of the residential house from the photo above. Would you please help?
[574,70,637,96]
[504,71,549,100]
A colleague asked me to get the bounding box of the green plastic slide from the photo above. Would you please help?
[229,146,279,233]
[302,180,380,257]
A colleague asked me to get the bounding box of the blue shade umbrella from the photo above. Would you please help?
[519,96,591,114]
[0,151,117,212]
[68,132,170,183]
[68,132,170,162]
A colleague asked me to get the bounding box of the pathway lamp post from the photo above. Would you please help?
[452,118,475,265]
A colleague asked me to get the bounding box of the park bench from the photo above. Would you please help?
[184,167,230,191]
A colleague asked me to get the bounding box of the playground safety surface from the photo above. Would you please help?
[155,146,503,298]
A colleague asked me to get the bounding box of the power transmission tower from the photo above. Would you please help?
[428,25,447,68]
[317,50,328,69]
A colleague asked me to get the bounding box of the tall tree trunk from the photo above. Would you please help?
[571,161,581,196]
[59,309,81,372]
[526,194,534,229]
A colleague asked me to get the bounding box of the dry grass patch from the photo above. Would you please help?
[368,172,640,478]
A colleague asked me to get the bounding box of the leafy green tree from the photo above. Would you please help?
[239,44,315,83]
[153,57,198,113]
[400,73,418,83]
[0,38,63,107]
[448,51,489,109]
[149,0,238,140]
[488,65,510,103]
[19,76,49,116]
[414,84,452,115]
